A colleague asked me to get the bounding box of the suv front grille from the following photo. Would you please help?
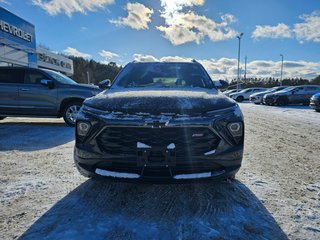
[97,127,220,159]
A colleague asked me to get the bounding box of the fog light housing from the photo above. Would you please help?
[227,122,243,137]
[77,121,91,136]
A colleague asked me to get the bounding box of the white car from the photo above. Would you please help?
[223,89,238,97]
[230,88,267,102]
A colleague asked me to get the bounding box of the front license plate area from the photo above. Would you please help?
[137,146,176,167]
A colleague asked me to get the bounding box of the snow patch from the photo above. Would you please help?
[1,180,47,202]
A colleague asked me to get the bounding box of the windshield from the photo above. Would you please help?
[43,69,77,85]
[114,62,213,89]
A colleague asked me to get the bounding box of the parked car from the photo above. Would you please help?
[249,86,290,104]
[74,61,244,182]
[229,88,267,102]
[0,67,102,126]
[263,85,320,106]
[223,89,238,97]
[310,93,320,112]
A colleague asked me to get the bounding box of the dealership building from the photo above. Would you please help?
[0,7,73,76]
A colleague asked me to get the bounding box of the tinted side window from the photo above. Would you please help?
[24,70,47,84]
[0,69,24,83]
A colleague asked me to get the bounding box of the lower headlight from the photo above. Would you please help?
[227,122,243,137]
[77,121,91,136]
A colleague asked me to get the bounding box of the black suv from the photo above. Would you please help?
[0,67,101,126]
[74,61,244,182]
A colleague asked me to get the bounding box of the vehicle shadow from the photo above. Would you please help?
[0,121,74,151]
[20,179,288,240]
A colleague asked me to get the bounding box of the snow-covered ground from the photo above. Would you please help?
[0,104,319,239]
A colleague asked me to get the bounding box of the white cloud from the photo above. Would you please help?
[294,11,320,43]
[63,47,91,58]
[251,11,320,43]
[252,23,292,40]
[99,50,119,59]
[99,50,119,64]
[157,0,237,45]
[132,54,320,80]
[110,2,153,30]
[133,54,193,62]
[32,0,114,17]
[157,12,238,45]
[133,54,158,62]
[160,0,205,20]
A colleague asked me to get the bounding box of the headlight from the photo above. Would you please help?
[227,122,243,137]
[77,121,91,136]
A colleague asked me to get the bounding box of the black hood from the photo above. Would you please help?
[84,88,236,115]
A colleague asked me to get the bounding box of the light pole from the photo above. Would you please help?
[280,54,284,86]
[244,56,247,82]
[87,71,90,84]
[237,33,244,91]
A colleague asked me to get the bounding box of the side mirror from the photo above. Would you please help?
[213,80,229,90]
[40,79,54,89]
[98,79,111,90]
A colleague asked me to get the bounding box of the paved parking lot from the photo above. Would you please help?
[0,103,319,239]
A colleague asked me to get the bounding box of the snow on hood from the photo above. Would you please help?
[84,88,236,115]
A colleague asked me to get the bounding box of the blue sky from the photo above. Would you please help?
[1,0,320,79]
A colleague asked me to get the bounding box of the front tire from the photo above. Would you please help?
[236,96,244,102]
[62,101,82,127]
[276,97,288,106]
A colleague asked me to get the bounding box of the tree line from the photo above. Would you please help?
[228,75,320,89]
[69,56,122,84]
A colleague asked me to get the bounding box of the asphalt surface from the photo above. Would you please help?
[0,103,319,240]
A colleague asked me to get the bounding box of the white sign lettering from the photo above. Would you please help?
[0,20,33,42]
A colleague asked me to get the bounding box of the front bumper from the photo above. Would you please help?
[249,96,262,103]
[310,98,320,110]
[74,106,244,182]
[74,146,242,182]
